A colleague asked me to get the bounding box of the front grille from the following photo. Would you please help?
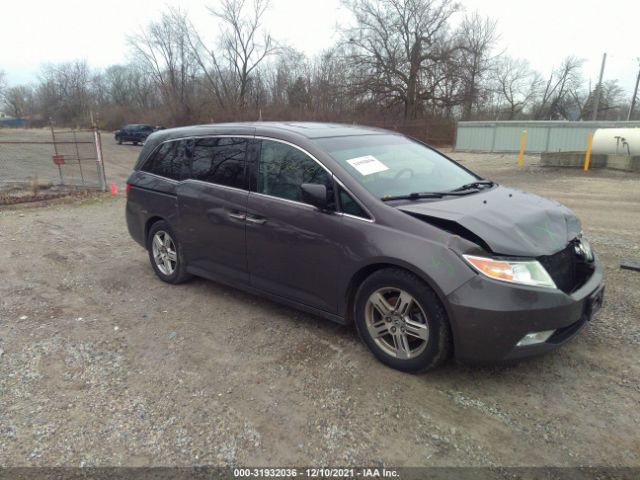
[538,242,594,294]
[539,245,576,293]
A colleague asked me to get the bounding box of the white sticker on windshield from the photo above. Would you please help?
[346,155,389,176]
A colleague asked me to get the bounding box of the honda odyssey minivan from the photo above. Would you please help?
[125,122,604,372]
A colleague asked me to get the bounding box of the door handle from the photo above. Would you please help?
[245,215,266,225]
[227,211,246,221]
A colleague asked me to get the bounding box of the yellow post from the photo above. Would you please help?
[517,130,527,167]
[584,132,594,172]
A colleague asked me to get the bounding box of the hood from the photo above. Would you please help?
[397,186,581,257]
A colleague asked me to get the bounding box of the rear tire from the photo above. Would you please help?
[354,268,452,373]
[117,136,122,145]
[147,221,193,284]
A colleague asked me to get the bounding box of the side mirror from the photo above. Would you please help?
[301,183,331,211]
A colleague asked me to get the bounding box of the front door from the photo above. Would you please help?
[246,139,344,313]
[178,136,252,285]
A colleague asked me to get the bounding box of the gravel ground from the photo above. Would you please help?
[0,141,639,468]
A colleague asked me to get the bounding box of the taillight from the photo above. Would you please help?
[125,183,132,196]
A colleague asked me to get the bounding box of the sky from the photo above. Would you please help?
[1,0,639,97]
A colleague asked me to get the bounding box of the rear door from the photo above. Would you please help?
[126,139,189,245]
[245,138,345,313]
[140,126,154,142]
[122,126,133,142]
[178,136,256,286]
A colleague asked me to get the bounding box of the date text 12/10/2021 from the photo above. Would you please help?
[233,468,399,478]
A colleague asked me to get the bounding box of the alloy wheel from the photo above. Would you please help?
[364,287,429,359]
[151,230,177,276]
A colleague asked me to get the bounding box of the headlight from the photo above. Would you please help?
[462,255,556,289]
[575,233,594,262]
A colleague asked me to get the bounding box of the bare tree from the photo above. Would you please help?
[534,56,584,120]
[263,47,308,108]
[129,9,199,124]
[101,64,158,110]
[402,31,463,118]
[103,65,134,106]
[457,12,498,120]
[577,79,626,120]
[0,70,6,105]
[604,80,629,119]
[176,15,232,111]
[3,85,34,118]
[308,48,354,118]
[127,63,161,111]
[2,1,600,143]
[36,60,93,124]
[493,56,540,119]
[183,0,276,112]
[212,0,276,109]
[342,0,459,120]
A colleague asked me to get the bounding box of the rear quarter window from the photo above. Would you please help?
[141,140,186,181]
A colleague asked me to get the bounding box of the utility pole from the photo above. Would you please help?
[627,60,640,121]
[591,52,607,121]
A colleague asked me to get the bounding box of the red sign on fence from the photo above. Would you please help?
[52,154,65,166]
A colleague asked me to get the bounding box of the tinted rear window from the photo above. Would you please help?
[141,140,186,180]
[190,137,248,189]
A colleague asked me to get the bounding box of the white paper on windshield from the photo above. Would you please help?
[346,155,389,176]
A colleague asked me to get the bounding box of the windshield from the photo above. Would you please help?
[316,134,478,199]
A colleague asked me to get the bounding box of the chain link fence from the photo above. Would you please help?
[0,127,107,204]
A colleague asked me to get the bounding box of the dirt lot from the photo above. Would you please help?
[0,139,639,468]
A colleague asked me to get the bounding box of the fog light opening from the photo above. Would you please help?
[516,330,556,347]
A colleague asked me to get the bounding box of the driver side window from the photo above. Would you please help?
[258,140,331,203]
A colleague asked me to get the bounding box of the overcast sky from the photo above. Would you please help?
[2,0,639,96]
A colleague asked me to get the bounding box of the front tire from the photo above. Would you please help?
[147,221,192,284]
[354,268,452,373]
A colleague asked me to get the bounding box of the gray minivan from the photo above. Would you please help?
[125,122,604,372]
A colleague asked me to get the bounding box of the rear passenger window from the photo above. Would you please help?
[258,140,331,202]
[142,140,185,180]
[190,137,248,189]
[339,187,369,219]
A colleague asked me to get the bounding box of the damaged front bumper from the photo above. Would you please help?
[444,255,604,364]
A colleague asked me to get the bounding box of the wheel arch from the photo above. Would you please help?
[144,216,166,246]
[342,260,449,325]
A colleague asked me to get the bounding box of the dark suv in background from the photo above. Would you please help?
[125,122,604,373]
[115,124,159,145]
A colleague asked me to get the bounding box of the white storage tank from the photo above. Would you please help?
[592,128,640,155]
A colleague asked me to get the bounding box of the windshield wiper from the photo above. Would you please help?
[449,180,495,192]
[381,191,475,202]
[382,180,497,202]
[382,192,443,201]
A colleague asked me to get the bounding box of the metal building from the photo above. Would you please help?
[455,121,640,153]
